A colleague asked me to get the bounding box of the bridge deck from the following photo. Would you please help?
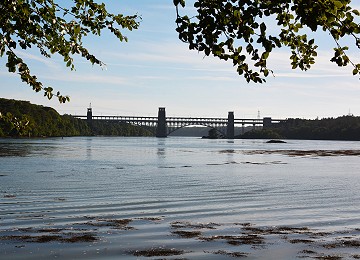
[75,115,285,125]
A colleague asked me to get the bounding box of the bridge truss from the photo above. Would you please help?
[74,107,285,138]
[74,115,159,135]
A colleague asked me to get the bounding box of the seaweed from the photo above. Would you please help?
[132,247,185,257]
[244,149,360,157]
[205,250,248,258]
[3,194,16,198]
[170,221,220,230]
[242,225,309,235]
[323,240,360,249]
[234,223,252,227]
[62,234,97,243]
[313,255,343,260]
[172,230,202,238]
[0,233,97,243]
[136,216,164,222]
[199,234,264,246]
[84,218,135,230]
[2,216,360,259]
[289,239,315,244]
[299,250,317,254]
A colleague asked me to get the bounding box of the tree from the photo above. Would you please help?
[0,112,32,137]
[174,0,360,83]
[0,0,140,102]
[1,1,359,103]
[208,128,219,139]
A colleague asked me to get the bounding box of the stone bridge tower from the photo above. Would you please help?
[87,106,92,124]
[156,107,167,137]
[227,112,234,139]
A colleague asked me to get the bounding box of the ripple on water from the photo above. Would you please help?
[1,137,360,259]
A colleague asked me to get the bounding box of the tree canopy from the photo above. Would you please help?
[241,115,360,141]
[1,0,359,102]
[0,98,153,137]
[174,0,360,83]
[0,0,139,102]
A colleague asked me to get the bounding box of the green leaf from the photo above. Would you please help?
[262,52,269,60]
[333,1,343,8]
[353,9,360,16]
[173,0,185,7]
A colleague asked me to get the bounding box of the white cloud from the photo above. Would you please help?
[14,50,61,70]
[40,72,129,86]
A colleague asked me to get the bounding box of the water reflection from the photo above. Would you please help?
[225,144,235,163]
[1,137,360,259]
[157,138,166,159]
[86,138,92,160]
[0,141,31,157]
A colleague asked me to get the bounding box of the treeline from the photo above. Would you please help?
[0,98,153,137]
[240,116,360,141]
[89,120,153,136]
[0,98,91,137]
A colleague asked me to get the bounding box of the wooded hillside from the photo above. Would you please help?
[241,116,360,141]
[0,98,152,137]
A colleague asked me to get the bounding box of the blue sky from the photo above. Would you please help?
[1,0,360,119]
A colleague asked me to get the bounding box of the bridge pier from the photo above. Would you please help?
[263,117,272,128]
[156,107,167,137]
[227,112,234,139]
[81,107,278,138]
[87,107,92,124]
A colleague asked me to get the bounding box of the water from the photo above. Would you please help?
[0,137,359,259]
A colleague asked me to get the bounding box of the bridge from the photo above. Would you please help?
[74,107,286,138]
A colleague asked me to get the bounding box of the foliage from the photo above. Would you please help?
[276,116,360,140]
[89,120,153,136]
[241,129,283,139]
[2,1,359,101]
[174,0,360,83]
[0,98,92,137]
[0,111,32,137]
[201,127,224,139]
[241,116,360,140]
[0,98,153,137]
[208,128,219,138]
[0,0,140,102]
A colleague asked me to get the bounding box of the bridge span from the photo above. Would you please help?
[74,107,285,138]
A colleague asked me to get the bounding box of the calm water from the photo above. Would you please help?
[0,137,359,259]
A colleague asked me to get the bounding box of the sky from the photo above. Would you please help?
[1,0,360,120]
